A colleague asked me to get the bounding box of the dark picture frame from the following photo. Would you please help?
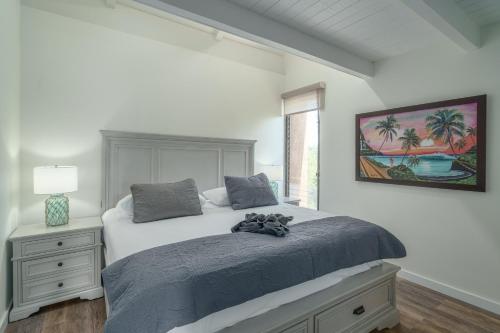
[356,95,486,192]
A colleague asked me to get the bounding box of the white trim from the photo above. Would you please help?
[281,82,326,99]
[398,269,500,315]
[0,301,12,333]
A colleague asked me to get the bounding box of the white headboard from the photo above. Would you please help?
[101,130,256,211]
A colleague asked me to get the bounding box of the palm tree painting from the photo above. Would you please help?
[454,138,467,153]
[467,127,477,146]
[407,155,421,168]
[356,95,486,191]
[375,115,399,154]
[398,128,421,165]
[425,109,465,155]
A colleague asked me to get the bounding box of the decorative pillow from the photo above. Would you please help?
[202,187,230,207]
[224,173,278,210]
[130,179,202,223]
[116,193,206,216]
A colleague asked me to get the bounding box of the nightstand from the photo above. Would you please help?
[8,217,103,321]
[282,197,301,206]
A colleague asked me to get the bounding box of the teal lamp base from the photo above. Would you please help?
[270,181,279,199]
[45,194,69,226]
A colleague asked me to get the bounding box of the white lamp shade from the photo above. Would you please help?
[33,166,78,194]
[260,165,283,181]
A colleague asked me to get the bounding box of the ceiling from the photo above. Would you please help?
[455,0,500,27]
[136,0,500,78]
[228,0,448,61]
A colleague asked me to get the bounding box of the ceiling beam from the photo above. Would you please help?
[399,0,480,51]
[134,0,374,78]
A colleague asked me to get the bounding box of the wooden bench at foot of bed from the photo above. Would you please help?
[219,262,400,333]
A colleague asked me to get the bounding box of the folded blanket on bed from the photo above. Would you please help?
[102,216,406,333]
[231,213,293,237]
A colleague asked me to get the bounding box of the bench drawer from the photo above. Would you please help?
[314,282,391,333]
[22,249,94,280]
[281,320,309,333]
[22,270,95,304]
[21,232,95,257]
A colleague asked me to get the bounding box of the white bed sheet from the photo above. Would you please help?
[102,203,382,333]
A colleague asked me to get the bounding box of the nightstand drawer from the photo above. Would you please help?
[22,249,94,280]
[21,232,95,257]
[22,269,95,304]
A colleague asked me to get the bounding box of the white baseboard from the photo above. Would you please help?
[0,301,11,333]
[398,269,500,315]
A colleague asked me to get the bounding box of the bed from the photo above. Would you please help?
[100,130,404,333]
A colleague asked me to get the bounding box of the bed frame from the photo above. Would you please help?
[100,130,400,333]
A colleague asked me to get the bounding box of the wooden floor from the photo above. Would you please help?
[6,279,500,333]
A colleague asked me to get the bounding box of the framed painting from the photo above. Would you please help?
[356,95,486,192]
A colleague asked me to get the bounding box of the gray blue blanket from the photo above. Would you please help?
[102,216,406,333]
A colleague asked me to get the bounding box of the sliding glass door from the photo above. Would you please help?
[285,110,319,209]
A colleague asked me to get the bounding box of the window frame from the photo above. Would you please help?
[284,109,320,210]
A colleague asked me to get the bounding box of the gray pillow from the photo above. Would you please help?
[130,178,202,223]
[224,173,278,210]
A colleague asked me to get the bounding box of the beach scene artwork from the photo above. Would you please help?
[356,96,485,191]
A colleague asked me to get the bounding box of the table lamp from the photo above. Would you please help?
[261,165,283,198]
[33,166,78,226]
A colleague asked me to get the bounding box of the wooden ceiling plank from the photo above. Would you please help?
[252,0,281,14]
[265,0,301,18]
[314,0,368,30]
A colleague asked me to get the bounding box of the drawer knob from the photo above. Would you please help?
[57,241,63,246]
[58,282,64,288]
[353,305,365,316]
[57,262,63,267]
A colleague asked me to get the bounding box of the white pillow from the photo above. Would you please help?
[198,194,207,206]
[202,187,230,207]
[116,194,133,215]
[115,193,208,215]
[202,201,219,209]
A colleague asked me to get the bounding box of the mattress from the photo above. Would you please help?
[102,203,383,333]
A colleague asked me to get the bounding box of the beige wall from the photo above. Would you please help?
[20,4,285,225]
[284,23,500,314]
[0,0,21,327]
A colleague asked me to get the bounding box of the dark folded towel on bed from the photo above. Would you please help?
[231,213,293,237]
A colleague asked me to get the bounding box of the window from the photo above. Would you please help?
[282,83,325,209]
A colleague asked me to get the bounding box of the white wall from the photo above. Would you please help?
[19,0,500,317]
[284,23,500,313]
[0,0,21,328]
[21,0,285,75]
[20,4,284,224]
